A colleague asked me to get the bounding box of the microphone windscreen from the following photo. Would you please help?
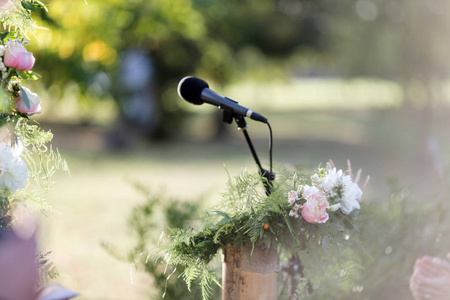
[177,76,209,105]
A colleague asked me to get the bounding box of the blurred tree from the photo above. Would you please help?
[28,0,323,143]
[27,0,450,145]
[314,0,450,166]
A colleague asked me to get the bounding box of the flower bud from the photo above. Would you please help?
[328,203,342,212]
[15,87,42,116]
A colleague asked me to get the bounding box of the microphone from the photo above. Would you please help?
[177,76,268,124]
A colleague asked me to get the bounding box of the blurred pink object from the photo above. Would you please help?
[14,87,42,116]
[0,211,39,300]
[0,209,78,300]
[301,186,329,224]
[410,255,450,300]
[0,0,16,12]
[4,40,35,71]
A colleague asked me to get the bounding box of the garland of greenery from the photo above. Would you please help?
[162,161,369,299]
[0,0,68,217]
[0,0,68,284]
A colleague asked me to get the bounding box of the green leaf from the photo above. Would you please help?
[32,0,47,7]
[0,32,10,42]
[269,225,275,234]
[217,218,229,225]
[196,241,209,248]
[22,2,37,11]
[20,87,31,110]
[18,71,42,80]
[214,211,230,225]
[349,208,360,218]
[213,210,229,218]
[351,222,360,232]
[339,239,352,247]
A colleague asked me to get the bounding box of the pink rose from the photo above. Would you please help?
[15,87,42,116]
[4,40,35,71]
[301,186,329,224]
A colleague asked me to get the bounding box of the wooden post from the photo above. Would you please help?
[222,244,279,300]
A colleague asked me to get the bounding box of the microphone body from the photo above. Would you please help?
[178,76,268,124]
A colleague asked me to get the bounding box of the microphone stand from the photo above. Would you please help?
[222,110,274,196]
[223,110,309,299]
[221,107,312,300]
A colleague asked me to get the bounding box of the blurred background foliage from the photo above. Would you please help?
[27,0,450,141]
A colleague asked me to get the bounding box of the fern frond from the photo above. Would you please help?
[11,120,69,212]
[200,268,221,300]
[36,251,60,285]
[181,264,201,292]
[0,1,41,38]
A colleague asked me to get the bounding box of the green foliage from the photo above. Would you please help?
[12,120,69,212]
[17,70,42,80]
[0,0,68,290]
[111,169,450,300]
[19,86,30,109]
[103,182,220,300]
[0,4,34,36]
[162,169,366,299]
[0,0,47,37]
[37,251,60,285]
[22,0,48,13]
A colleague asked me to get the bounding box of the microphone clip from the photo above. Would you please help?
[221,97,248,130]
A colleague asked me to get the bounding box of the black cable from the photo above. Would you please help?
[267,121,273,175]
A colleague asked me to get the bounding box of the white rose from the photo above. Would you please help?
[312,168,343,194]
[0,142,28,193]
[339,175,362,215]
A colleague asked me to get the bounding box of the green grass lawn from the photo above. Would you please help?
[39,107,450,299]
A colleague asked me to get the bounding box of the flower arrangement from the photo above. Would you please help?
[288,160,369,223]
[0,2,68,220]
[161,160,369,299]
[0,3,76,298]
